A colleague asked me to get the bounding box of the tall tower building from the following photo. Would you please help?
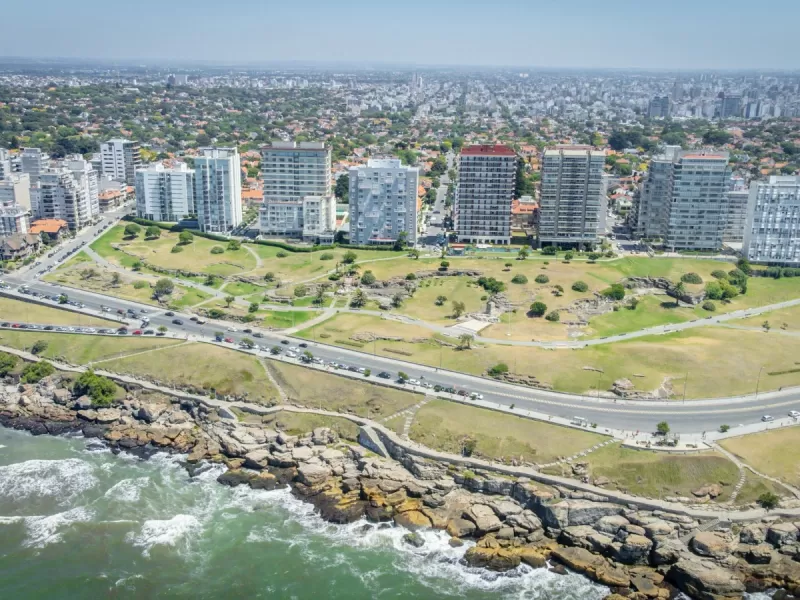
[259,141,332,240]
[635,145,682,239]
[454,145,517,245]
[66,156,99,221]
[0,148,10,181]
[0,173,32,236]
[194,147,242,233]
[648,96,671,119]
[539,146,606,248]
[744,176,800,266]
[101,139,142,185]
[136,163,195,222]
[349,158,418,246]
[20,148,48,179]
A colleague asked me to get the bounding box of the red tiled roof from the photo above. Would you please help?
[461,144,516,157]
[30,219,68,234]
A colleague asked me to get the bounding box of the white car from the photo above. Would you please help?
[789,411,800,418]
[762,415,774,422]
[227,327,238,332]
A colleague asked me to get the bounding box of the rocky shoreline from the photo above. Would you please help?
[2,374,800,600]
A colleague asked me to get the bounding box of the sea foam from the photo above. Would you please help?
[0,458,98,506]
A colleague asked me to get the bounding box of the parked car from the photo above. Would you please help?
[243,328,253,334]
[133,330,143,335]
[762,415,774,422]
[224,337,234,343]
[144,329,155,335]
[298,343,308,348]
[172,319,184,325]
[281,340,290,345]
[165,311,175,316]
[253,332,264,338]
[790,411,800,418]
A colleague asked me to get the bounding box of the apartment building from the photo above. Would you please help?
[135,163,195,222]
[302,195,337,244]
[349,158,418,246]
[648,96,671,119]
[20,148,48,178]
[101,139,142,186]
[454,145,516,245]
[258,141,333,240]
[66,156,100,221]
[31,168,88,231]
[744,176,800,266]
[539,146,606,248]
[0,148,10,181]
[665,153,731,251]
[0,173,31,236]
[635,145,681,239]
[723,177,749,244]
[194,147,242,234]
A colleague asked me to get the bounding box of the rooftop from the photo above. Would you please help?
[461,144,516,157]
[29,218,68,234]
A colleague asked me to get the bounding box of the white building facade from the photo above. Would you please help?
[136,163,195,222]
[539,146,606,248]
[101,139,142,185]
[744,176,800,266]
[194,147,242,234]
[455,145,516,245]
[349,158,418,246]
[0,173,32,236]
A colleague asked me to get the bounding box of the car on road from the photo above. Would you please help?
[43,325,54,331]
[243,328,252,334]
[144,329,155,335]
[133,330,143,335]
[789,411,800,418]
[298,343,308,348]
[227,327,237,332]
[223,337,234,344]
[280,340,290,345]
[470,393,484,400]
[195,318,206,324]
[378,372,392,379]
[253,332,264,338]
[347,366,358,372]
[762,415,774,422]
[117,309,125,315]
[165,311,175,316]
[117,327,128,335]
[172,319,184,325]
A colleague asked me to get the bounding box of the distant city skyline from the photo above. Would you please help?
[2,0,798,70]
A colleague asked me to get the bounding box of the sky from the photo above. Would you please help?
[2,0,798,70]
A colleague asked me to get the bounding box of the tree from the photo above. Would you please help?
[145,226,161,239]
[334,174,349,201]
[656,421,670,435]
[58,294,68,304]
[248,302,259,313]
[458,333,474,349]
[681,272,703,284]
[31,340,48,355]
[505,262,513,270]
[541,245,558,256]
[511,274,528,284]
[763,320,771,332]
[702,300,717,312]
[157,325,167,334]
[264,272,275,283]
[758,492,780,510]
[408,249,420,259]
[736,257,753,276]
[153,278,174,298]
[224,295,235,307]
[20,361,55,383]
[462,438,477,457]
[0,351,19,376]
[360,271,376,285]
[545,310,560,322]
[302,350,313,362]
[178,230,194,245]
[393,231,408,251]
[603,283,626,301]
[73,369,116,406]
[111,272,122,286]
[588,252,601,262]
[534,274,549,284]
[529,301,547,317]
[397,371,409,383]
[488,363,509,377]
[124,223,141,238]
[211,246,224,254]
[405,273,416,281]
[363,368,371,377]
[241,338,255,348]
[435,295,448,306]
[518,248,529,260]
[564,251,574,261]
[572,281,589,292]
[270,346,281,355]
[391,293,404,308]
[350,289,367,308]
[627,297,640,310]
[294,284,308,298]
[440,260,450,270]
[452,300,466,318]
[719,424,730,433]
[342,250,357,264]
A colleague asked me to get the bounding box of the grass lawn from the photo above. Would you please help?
[298,313,800,399]
[261,410,360,442]
[0,330,181,364]
[408,399,607,465]
[579,443,740,502]
[91,225,257,275]
[260,310,316,329]
[400,276,486,323]
[720,427,800,488]
[101,342,279,403]
[265,360,420,418]
[168,287,212,309]
[587,295,697,338]
[735,473,789,506]
[0,297,117,327]
[737,303,800,332]
[383,414,406,436]
[292,295,333,308]
[221,281,266,297]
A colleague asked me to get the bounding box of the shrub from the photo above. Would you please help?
[319,252,334,260]
[564,251,574,261]
[294,285,308,297]
[476,276,505,294]
[534,274,550,284]
[210,246,224,254]
[145,225,161,239]
[702,300,717,312]
[487,363,509,377]
[719,424,730,433]
[208,308,226,319]
[529,301,547,317]
[511,274,528,284]
[758,492,780,510]
[711,270,728,280]
[545,310,560,322]
[133,280,148,289]
[178,230,194,245]
[541,246,558,255]
[227,240,241,251]
[342,250,357,264]
[588,252,601,261]
[602,283,626,301]
[21,361,55,384]
[572,280,589,292]
[124,223,141,237]
[360,271,376,285]
[73,370,116,407]
[153,278,174,298]
[0,352,19,376]
[435,295,447,306]
[627,297,640,310]
[405,273,416,280]
[681,272,703,284]
[440,260,450,270]
[276,251,288,258]
[31,340,48,355]
[171,245,183,253]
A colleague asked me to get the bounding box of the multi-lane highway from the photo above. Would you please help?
[3,205,800,437]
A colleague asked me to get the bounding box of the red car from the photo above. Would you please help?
[11,323,20,328]
[133,330,143,335]
[224,337,234,343]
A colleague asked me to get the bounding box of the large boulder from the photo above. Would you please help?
[551,546,631,588]
[767,522,798,547]
[559,525,597,549]
[651,537,686,566]
[244,449,271,470]
[136,403,166,423]
[291,446,314,462]
[489,499,523,519]
[595,515,630,536]
[691,531,735,560]
[538,499,624,529]
[446,518,477,538]
[667,559,745,600]
[506,510,543,533]
[94,408,121,424]
[739,523,766,545]
[464,504,503,534]
[463,546,521,572]
[615,534,653,565]
[296,463,332,487]
[394,510,432,531]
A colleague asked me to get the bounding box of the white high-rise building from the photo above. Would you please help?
[66,156,99,221]
[259,141,333,240]
[136,163,195,222]
[349,158,419,246]
[540,146,606,248]
[194,147,242,233]
[723,177,749,244]
[0,173,31,236]
[101,139,142,185]
[302,195,337,244]
[31,167,92,231]
[0,148,11,181]
[20,148,48,178]
[455,145,517,245]
[744,176,800,266]
[635,145,682,239]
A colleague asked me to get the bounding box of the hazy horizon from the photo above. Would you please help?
[2,0,799,71]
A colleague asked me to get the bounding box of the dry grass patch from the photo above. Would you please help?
[265,360,420,419]
[408,399,607,465]
[261,410,360,441]
[720,427,800,488]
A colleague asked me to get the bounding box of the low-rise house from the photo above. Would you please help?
[0,233,41,261]
[29,218,69,241]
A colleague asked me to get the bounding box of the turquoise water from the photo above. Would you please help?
[0,427,611,599]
